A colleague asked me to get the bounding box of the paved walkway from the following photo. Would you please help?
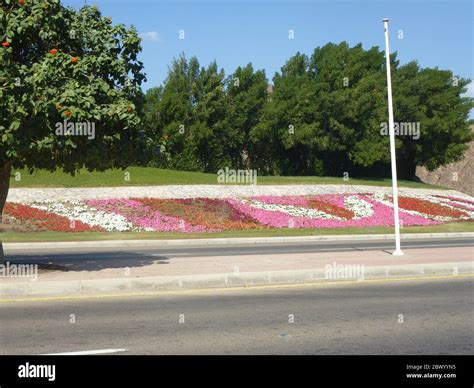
[3,246,472,283]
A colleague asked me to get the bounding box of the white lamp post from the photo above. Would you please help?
[383,18,403,256]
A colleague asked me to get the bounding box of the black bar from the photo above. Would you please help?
[0,355,472,387]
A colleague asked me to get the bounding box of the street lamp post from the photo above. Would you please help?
[383,18,403,256]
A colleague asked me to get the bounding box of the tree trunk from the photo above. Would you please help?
[0,161,12,264]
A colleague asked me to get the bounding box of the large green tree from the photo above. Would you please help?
[254,42,473,178]
[225,64,268,169]
[0,0,146,256]
[192,60,229,172]
[252,52,322,175]
[309,42,390,176]
[0,0,145,206]
[393,61,473,177]
[144,55,233,172]
[144,59,269,172]
[143,55,198,170]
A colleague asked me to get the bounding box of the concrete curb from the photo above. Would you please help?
[3,232,474,251]
[1,261,472,300]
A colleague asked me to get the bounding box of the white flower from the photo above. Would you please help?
[243,199,341,220]
[344,195,373,219]
[30,201,138,232]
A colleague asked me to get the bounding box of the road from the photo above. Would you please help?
[1,277,473,355]
[4,237,474,263]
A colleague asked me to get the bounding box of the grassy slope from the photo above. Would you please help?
[1,223,472,242]
[9,167,445,189]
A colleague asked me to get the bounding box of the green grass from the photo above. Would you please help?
[1,222,471,242]
[9,166,444,189]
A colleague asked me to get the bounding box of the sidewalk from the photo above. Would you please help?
[1,244,472,300]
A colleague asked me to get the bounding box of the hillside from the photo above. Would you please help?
[416,125,474,196]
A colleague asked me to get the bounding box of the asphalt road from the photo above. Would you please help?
[1,277,473,355]
[4,237,474,263]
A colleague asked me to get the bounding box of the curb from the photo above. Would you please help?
[1,261,472,300]
[3,232,474,251]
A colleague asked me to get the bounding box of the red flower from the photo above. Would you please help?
[19,0,25,5]
[70,57,79,64]
[64,110,71,117]
[1,41,10,48]
[308,198,355,220]
[393,196,467,218]
[3,203,103,232]
[49,48,58,55]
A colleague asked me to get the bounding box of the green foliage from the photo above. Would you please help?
[144,43,472,178]
[0,0,146,173]
[252,52,321,175]
[143,55,269,172]
[3,0,470,182]
[393,62,473,174]
[251,42,473,178]
[225,64,268,168]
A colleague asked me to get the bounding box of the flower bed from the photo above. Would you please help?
[137,198,262,231]
[3,192,473,233]
[85,199,208,232]
[3,203,102,232]
[372,193,472,222]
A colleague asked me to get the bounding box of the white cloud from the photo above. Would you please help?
[140,31,160,42]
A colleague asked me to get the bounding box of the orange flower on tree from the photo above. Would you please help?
[1,41,10,48]
[70,57,79,64]
[18,0,26,5]
[49,48,58,55]
[127,106,133,113]
[64,110,71,118]
[55,104,62,111]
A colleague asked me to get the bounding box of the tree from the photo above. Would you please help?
[143,55,201,170]
[225,64,268,169]
[192,60,229,172]
[144,57,187,169]
[309,42,391,176]
[252,52,325,175]
[0,1,146,255]
[143,55,232,172]
[254,42,473,178]
[393,62,473,178]
[310,43,473,178]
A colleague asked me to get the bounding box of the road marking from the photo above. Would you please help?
[40,348,128,355]
[1,273,473,304]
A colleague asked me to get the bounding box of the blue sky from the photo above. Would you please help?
[64,0,473,101]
